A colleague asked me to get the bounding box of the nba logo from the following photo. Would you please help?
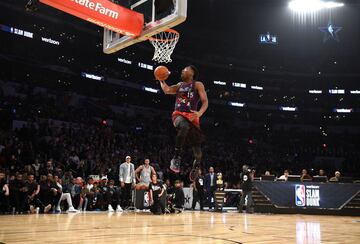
[143,191,150,207]
[295,184,306,206]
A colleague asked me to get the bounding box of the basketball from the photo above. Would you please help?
[154,66,170,81]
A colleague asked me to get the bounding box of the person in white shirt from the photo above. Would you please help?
[119,156,136,208]
[278,170,289,181]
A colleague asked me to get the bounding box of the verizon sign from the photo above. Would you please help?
[40,0,144,37]
[41,37,60,45]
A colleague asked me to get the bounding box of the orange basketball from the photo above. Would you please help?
[154,66,170,81]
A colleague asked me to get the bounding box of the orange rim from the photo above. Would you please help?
[147,29,179,43]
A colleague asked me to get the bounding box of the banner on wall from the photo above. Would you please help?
[254,182,360,209]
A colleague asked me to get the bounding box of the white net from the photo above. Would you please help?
[149,30,179,63]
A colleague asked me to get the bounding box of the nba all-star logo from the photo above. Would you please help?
[319,20,343,43]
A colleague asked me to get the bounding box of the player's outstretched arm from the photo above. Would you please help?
[159,80,181,95]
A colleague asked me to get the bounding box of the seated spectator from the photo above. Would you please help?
[81,177,95,211]
[318,169,326,177]
[87,180,103,211]
[105,179,123,212]
[164,179,173,195]
[300,169,312,182]
[98,176,110,211]
[173,180,185,210]
[329,171,341,182]
[32,159,41,179]
[86,177,94,191]
[149,174,165,215]
[25,174,51,214]
[71,177,84,211]
[278,170,289,181]
[264,171,271,176]
[41,160,54,176]
[62,171,74,190]
[0,170,10,213]
[9,173,26,214]
[54,176,78,213]
[50,174,62,211]
[315,169,328,182]
[38,174,59,213]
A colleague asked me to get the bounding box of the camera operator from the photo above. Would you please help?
[173,180,185,211]
[149,174,165,215]
[192,168,204,211]
[239,165,254,213]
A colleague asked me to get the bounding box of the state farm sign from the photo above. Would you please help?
[40,0,144,37]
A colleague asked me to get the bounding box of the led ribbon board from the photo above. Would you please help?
[40,0,144,37]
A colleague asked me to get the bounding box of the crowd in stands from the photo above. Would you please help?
[1,82,360,214]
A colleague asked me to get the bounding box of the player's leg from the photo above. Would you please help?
[238,191,247,213]
[192,144,202,168]
[188,122,204,179]
[170,116,191,172]
[189,145,202,181]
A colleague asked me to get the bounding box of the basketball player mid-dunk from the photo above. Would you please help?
[158,65,208,174]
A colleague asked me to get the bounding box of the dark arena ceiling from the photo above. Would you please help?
[1,0,360,125]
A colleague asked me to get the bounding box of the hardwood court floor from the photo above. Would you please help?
[0,211,359,244]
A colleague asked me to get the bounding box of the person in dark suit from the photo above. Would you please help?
[204,167,216,210]
[192,168,204,210]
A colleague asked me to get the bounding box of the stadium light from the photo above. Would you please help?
[251,85,263,90]
[229,102,245,107]
[143,87,159,93]
[280,106,298,112]
[214,80,226,86]
[309,90,323,94]
[334,108,353,113]
[329,89,345,94]
[232,82,246,88]
[289,0,344,13]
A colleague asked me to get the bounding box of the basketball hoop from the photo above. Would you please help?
[148,29,179,63]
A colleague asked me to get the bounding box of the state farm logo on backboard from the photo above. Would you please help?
[40,0,144,37]
[71,0,119,19]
